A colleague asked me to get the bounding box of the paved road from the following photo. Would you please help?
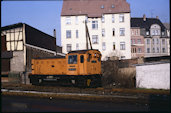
[1,94,170,112]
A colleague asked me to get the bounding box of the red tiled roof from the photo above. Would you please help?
[61,0,130,17]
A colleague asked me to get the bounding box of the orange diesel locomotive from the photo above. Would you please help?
[29,49,102,87]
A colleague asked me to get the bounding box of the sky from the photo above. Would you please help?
[1,0,170,46]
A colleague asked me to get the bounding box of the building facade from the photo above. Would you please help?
[131,15,169,58]
[61,0,131,60]
[131,27,145,58]
[163,23,170,55]
[1,23,63,83]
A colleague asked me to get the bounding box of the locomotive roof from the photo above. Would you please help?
[68,49,100,54]
[34,56,65,59]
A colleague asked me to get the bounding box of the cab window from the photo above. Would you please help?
[68,55,77,64]
[87,53,91,62]
[80,55,84,63]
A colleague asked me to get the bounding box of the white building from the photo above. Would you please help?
[61,0,131,60]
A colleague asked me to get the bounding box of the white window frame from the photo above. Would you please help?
[75,16,78,24]
[120,42,125,50]
[66,30,71,38]
[67,44,72,52]
[119,14,124,22]
[147,39,150,44]
[92,21,98,30]
[162,48,165,53]
[120,28,125,36]
[157,47,159,53]
[153,48,155,53]
[112,14,115,23]
[162,39,165,45]
[76,30,79,38]
[146,31,149,35]
[147,48,150,53]
[112,28,115,36]
[66,17,71,25]
[137,39,141,44]
[102,42,106,51]
[113,42,115,50]
[138,48,142,53]
[102,29,105,37]
[92,35,98,44]
[76,43,79,50]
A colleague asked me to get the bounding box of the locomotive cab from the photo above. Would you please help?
[66,49,101,76]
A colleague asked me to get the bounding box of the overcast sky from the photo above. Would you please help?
[1,0,170,46]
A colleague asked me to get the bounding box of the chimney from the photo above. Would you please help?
[53,29,57,55]
[143,14,146,21]
[156,16,159,19]
[53,29,56,38]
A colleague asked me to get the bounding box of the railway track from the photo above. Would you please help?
[1,83,169,96]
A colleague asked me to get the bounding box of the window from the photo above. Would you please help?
[121,56,125,59]
[80,55,84,63]
[101,15,105,23]
[76,43,79,50]
[120,28,125,36]
[67,44,72,52]
[147,48,150,53]
[152,29,160,36]
[66,17,71,24]
[132,48,136,53]
[162,39,165,45]
[92,35,98,44]
[92,21,98,29]
[66,30,71,38]
[113,42,115,50]
[102,29,105,37]
[146,31,149,35]
[162,32,165,36]
[75,16,78,24]
[102,42,106,51]
[162,48,165,53]
[119,14,124,22]
[68,55,77,64]
[101,5,104,9]
[138,48,142,53]
[137,39,141,44]
[152,39,155,44]
[76,30,79,38]
[153,48,155,53]
[112,14,115,23]
[132,39,135,44]
[157,47,159,53]
[120,42,125,50]
[134,48,136,53]
[112,28,115,36]
[157,38,159,44]
[147,39,150,44]
[135,30,139,35]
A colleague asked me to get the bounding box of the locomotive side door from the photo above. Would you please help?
[79,54,85,75]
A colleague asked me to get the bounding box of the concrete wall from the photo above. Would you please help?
[10,51,25,72]
[136,63,170,89]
